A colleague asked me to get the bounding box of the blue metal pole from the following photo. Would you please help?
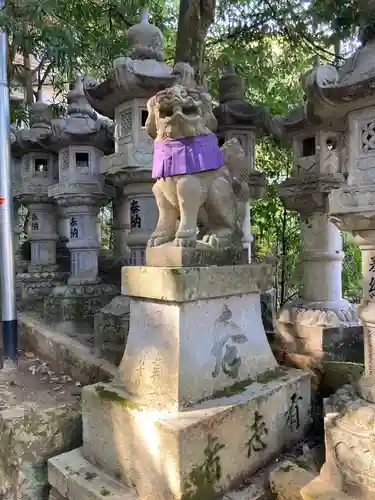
[0,0,18,370]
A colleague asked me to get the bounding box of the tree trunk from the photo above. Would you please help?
[175,0,216,85]
[23,52,34,105]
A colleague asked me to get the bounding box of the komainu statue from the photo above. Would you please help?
[145,83,251,249]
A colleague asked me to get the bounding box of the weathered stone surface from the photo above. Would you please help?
[44,283,118,328]
[18,312,116,385]
[270,461,317,499]
[49,488,65,500]
[121,264,273,302]
[321,384,375,499]
[48,449,272,500]
[119,292,279,410]
[321,361,364,396]
[0,356,82,500]
[81,369,310,500]
[270,461,354,500]
[93,296,130,365]
[48,448,137,500]
[18,271,68,310]
[223,485,271,500]
[146,244,246,267]
[301,476,356,500]
[146,83,251,251]
[277,301,362,363]
[278,323,364,363]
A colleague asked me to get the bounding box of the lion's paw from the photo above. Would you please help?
[147,232,173,248]
[174,237,197,248]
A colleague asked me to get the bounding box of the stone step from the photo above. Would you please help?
[49,447,273,500]
[48,448,138,500]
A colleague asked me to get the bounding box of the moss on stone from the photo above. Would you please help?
[181,467,217,500]
[95,385,141,411]
[199,367,287,403]
[279,464,294,473]
[210,378,254,400]
[256,367,286,384]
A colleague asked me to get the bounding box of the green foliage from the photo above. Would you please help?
[204,2,363,308]
[342,233,363,303]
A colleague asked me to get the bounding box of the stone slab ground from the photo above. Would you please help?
[0,351,82,500]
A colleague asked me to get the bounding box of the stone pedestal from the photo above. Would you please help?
[277,178,362,362]
[48,264,311,500]
[17,202,67,309]
[44,191,118,327]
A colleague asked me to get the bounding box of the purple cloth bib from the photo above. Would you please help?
[152,133,224,179]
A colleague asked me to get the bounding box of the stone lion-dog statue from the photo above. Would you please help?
[145,83,251,249]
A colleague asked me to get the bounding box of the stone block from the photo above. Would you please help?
[119,264,277,410]
[301,476,356,500]
[17,270,68,311]
[93,296,130,365]
[48,448,137,500]
[48,451,273,500]
[270,461,316,499]
[0,357,81,500]
[320,361,364,396]
[81,369,310,500]
[120,292,279,410]
[270,461,354,500]
[44,283,118,328]
[294,324,364,363]
[121,264,273,302]
[146,245,246,267]
[18,312,117,386]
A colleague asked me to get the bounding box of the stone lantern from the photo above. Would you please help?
[84,9,176,360]
[84,8,175,266]
[12,101,64,308]
[274,102,362,362]
[213,63,268,261]
[43,74,117,329]
[290,2,375,496]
